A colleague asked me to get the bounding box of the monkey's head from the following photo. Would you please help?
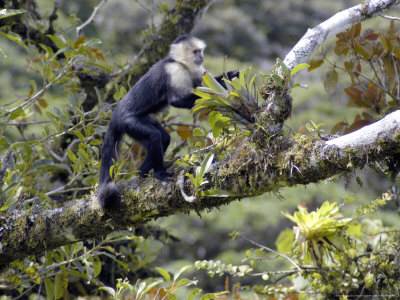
[169,35,206,69]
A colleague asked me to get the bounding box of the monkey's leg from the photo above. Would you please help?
[140,116,172,180]
[125,116,171,180]
[146,117,171,153]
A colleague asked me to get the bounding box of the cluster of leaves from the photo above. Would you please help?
[193,69,259,125]
[194,260,253,278]
[100,265,228,300]
[194,196,400,299]
[0,14,115,210]
[311,22,400,134]
[282,201,352,264]
[2,227,227,299]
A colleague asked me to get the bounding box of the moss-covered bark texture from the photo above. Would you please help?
[1,110,399,264]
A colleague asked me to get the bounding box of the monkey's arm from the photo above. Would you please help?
[170,71,240,109]
[170,93,197,109]
[214,70,240,87]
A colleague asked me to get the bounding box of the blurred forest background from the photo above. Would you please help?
[1,0,400,298]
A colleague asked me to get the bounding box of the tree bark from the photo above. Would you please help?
[1,109,399,264]
[284,0,399,69]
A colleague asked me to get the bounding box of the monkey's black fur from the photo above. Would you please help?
[98,36,237,209]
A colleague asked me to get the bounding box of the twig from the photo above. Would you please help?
[0,121,52,126]
[240,235,302,272]
[76,0,107,39]
[46,186,92,196]
[0,149,15,206]
[46,139,80,162]
[0,149,14,184]
[134,0,152,13]
[378,12,400,21]
[0,66,69,118]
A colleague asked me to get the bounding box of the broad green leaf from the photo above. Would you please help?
[275,228,295,254]
[0,32,27,50]
[10,108,26,120]
[187,288,203,300]
[156,267,171,283]
[173,265,191,282]
[193,128,206,136]
[291,63,310,77]
[136,281,147,296]
[176,278,194,287]
[185,173,196,184]
[142,280,163,295]
[199,152,214,178]
[99,286,116,296]
[0,197,18,212]
[271,74,283,88]
[47,34,66,50]
[0,9,25,19]
[277,58,290,76]
[202,72,228,96]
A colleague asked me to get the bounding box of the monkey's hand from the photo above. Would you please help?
[226,70,240,80]
[214,70,240,89]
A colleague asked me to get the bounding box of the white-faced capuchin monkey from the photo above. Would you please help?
[98,35,238,209]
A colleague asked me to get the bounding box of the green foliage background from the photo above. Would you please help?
[1,0,400,299]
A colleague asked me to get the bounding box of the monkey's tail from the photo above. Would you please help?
[98,125,123,209]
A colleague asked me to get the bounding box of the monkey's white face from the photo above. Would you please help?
[192,48,204,65]
[169,37,206,68]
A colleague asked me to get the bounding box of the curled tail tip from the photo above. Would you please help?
[98,182,121,209]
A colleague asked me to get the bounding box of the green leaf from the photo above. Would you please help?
[187,288,203,300]
[156,267,171,283]
[173,265,191,282]
[0,9,25,19]
[10,108,26,120]
[99,286,116,296]
[47,34,66,50]
[176,278,194,287]
[0,197,18,212]
[202,72,228,96]
[67,150,77,163]
[271,74,283,88]
[136,281,147,297]
[275,228,295,254]
[142,280,163,295]
[291,63,310,77]
[0,32,27,50]
[44,278,54,300]
[199,152,214,178]
[277,58,290,76]
[193,128,206,136]
[185,173,196,185]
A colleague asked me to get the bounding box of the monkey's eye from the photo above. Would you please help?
[193,49,200,55]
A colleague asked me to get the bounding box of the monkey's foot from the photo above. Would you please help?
[153,170,173,181]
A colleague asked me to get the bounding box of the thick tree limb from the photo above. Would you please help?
[284,0,399,69]
[0,110,399,264]
[1,1,399,265]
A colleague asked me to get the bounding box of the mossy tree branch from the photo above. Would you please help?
[1,110,399,264]
[1,0,399,265]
